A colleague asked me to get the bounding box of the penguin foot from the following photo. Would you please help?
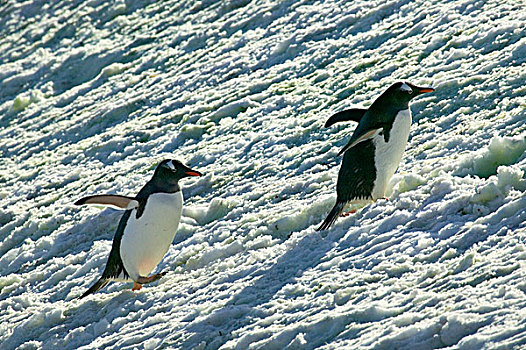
[132,282,143,291]
[342,209,357,217]
[136,272,166,285]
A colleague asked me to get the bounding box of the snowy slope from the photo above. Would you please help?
[1,0,526,349]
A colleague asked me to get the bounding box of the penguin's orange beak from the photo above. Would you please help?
[185,170,202,177]
[417,87,434,94]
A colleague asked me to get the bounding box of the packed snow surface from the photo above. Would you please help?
[1,0,526,349]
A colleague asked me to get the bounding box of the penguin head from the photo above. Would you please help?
[154,159,202,183]
[384,82,434,107]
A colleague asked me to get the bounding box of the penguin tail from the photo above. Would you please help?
[317,201,347,231]
[79,278,110,299]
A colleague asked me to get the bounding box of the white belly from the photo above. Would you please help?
[120,191,183,281]
[371,109,411,199]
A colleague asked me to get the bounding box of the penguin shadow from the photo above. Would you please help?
[174,226,350,349]
[3,291,134,350]
[0,209,113,299]
[3,245,165,350]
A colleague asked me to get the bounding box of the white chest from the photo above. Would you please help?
[371,109,412,198]
[120,191,183,281]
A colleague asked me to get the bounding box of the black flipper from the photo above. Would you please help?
[324,108,367,128]
[79,278,110,299]
[317,201,347,231]
[78,211,132,299]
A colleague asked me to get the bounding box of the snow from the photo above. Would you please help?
[1,0,526,349]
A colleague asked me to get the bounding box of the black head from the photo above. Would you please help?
[152,159,202,185]
[380,82,434,109]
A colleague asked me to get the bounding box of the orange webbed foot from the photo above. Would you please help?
[342,209,357,217]
[136,272,165,285]
[132,282,143,291]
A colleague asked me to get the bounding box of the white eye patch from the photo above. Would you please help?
[400,82,413,93]
[163,161,176,170]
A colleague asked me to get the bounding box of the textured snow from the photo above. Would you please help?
[1,0,526,349]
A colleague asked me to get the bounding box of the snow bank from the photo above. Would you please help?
[456,135,526,178]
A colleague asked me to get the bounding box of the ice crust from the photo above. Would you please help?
[1,1,526,349]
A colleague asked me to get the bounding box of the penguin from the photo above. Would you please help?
[317,82,434,231]
[76,159,202,298]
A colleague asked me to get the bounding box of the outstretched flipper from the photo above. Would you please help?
[317,201,347,231]
[324,108,367,128]
[75,195,139,210]
[79,278,111,299]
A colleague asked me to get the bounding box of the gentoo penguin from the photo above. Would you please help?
[76,159,202,298]
[317,82,434,231]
